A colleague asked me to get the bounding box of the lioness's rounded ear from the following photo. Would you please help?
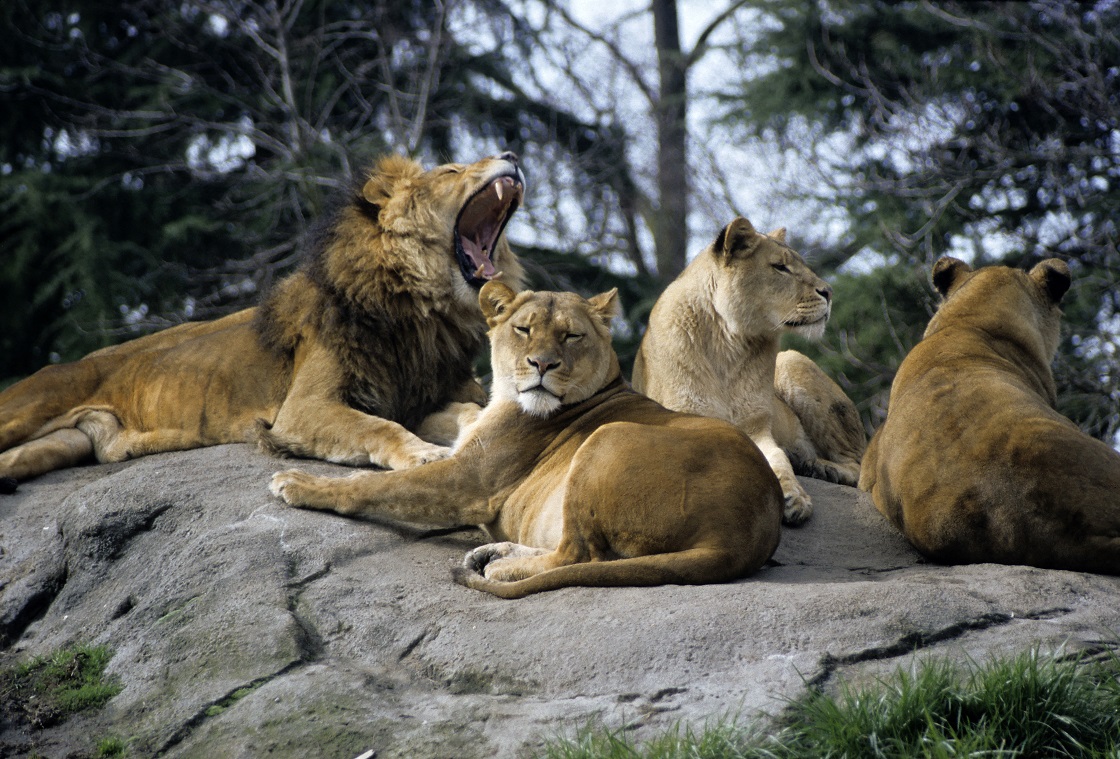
[767,227,788,243]
[931,257,972,297]
[587,288,621,324]
[713,217,759,259]
[480,281,518,323]
[1029,258,1071,304]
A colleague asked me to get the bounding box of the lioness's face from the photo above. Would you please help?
[364,152,525,300]
[710,217,832,339]
[480,282,621,417]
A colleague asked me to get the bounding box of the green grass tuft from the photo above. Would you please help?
[535,649,1120,759]
[538,719,759,759]
[95,735,128,757]
[775,649,1120,758]
[1,644,123,729]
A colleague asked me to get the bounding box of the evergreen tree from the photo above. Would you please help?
[0,0,630,385]
[724,0,1120,438]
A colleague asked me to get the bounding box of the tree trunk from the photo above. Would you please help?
[652,0,689,283]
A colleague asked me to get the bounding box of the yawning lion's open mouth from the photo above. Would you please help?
[455,172,523,288]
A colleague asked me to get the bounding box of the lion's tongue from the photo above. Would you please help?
[458,180,510,278]
[461,233,497,278]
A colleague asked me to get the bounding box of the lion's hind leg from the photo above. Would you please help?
[0,428,94,483]
[0,406,157,485]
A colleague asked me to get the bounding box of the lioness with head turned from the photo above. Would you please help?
[271,282,784,598]
[0,153,525,489]
[633,217,866,526]
[860,257,1120,574]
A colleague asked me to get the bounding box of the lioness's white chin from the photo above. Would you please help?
[786,318,828,340]
[517,389,563,417]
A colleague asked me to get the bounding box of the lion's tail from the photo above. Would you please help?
[451,547,760,600]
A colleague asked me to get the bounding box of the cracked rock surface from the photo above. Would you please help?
[1,444,1118,758]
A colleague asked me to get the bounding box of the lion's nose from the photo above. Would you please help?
[527,356,558,376]
[498,151,519,166]
[817,285,832,303]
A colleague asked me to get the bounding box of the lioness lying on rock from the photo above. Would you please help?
[633,217,866,526]
[271,282,784,598]
[860,257,1120,574]
[0,153,524,488]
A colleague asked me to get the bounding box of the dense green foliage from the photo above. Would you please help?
[732,0,1120,435]
[0,0,626,385]
[537,649,1120,758]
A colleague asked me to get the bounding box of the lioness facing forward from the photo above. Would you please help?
[633,217,865,525]
[271,282,783,598]
[860,257,1119,574]
[0,153,525,487]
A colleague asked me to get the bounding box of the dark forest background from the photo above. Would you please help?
[2,0,1117,441]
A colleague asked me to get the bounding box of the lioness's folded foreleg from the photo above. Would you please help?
[773,350,865,486]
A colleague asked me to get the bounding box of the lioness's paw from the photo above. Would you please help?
[462,541,521,575]
[379,441,451,470]
[270,469,316,505]
[461,542,547,580]
[781,487,813,526]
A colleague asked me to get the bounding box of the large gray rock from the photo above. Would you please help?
[1,444,1118,757]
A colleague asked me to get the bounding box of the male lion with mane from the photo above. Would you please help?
[860,257,1119,574]
[633,217,866,526]
[0,152,525,489]
[270,282,783,599]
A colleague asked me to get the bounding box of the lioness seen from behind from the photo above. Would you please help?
[271,282,784,598]
[860,257,1119,574]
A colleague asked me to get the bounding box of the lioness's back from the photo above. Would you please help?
[861,257,1120,575]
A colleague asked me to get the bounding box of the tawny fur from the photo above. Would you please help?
[632,217,866,526]
[0,153,525,484]
[859,257,1120,574]
[271,282,783,598]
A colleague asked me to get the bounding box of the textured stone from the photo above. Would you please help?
[1,444,1117,758]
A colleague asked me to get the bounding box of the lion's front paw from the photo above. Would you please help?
[269,469,318,506]
[781,485,813,526]
[380,441,451,470]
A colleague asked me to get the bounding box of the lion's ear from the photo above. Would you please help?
[1029,258,1071,304]
[931,257,972,297]
[480,281,518,324]
[361,154,423,210]
[587,288,621,325]
[713,217,760,260]
[767,227,788,243]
